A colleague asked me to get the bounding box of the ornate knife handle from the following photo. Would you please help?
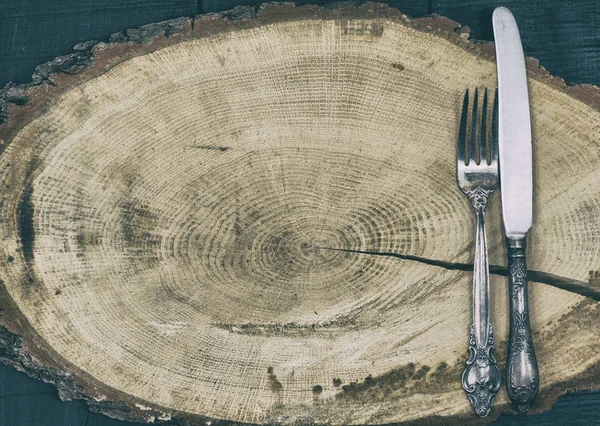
[506,237,539,413]
[462,191,501,418]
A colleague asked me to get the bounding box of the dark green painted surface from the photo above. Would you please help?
[433,0,600,86]
[1,0,599,425]
[202,0,429,19]
[0,0,199,86]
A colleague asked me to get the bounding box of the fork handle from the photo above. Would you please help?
[506,236,539,412]
[462,200,501,418]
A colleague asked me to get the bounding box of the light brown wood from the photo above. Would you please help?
[0,3,599,425]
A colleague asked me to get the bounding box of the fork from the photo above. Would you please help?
[457,88,501,418]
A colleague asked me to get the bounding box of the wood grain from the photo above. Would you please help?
[0,3,599,425]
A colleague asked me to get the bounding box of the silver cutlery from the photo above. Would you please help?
[457,87,501,418]
[493,6,539,413]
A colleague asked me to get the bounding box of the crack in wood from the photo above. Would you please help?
[0,2,598,425]
[317,247,600,301]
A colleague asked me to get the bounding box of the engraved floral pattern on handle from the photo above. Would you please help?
[506,239,539,412]
[461,188,501,418]
[456,87,500,417]
[462,324,501,417]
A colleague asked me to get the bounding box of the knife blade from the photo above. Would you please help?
[493,6,539,413]
[493,6,532,239]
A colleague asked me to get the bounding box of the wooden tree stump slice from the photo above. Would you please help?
[0,3,599,425]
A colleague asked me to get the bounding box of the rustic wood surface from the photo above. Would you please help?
[1,2,600,426]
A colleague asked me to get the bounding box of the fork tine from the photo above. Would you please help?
[458,89,469,164]
[491,88,499,165]
[480,88,488,165]
[469,88,478,165]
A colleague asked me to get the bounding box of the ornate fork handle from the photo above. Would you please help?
[506,237,539,412]
[462,188,501,418]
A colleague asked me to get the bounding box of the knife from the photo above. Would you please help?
[492,6,539,413]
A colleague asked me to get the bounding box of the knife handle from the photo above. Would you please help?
[506,236,539,413]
